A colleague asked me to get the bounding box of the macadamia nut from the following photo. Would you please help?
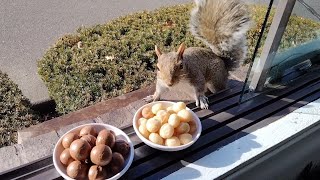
[156,110,169,124]
[139,125,150,139]
[177,109,193,122]
[151,103,165,114]
[173,102,187,113]
[146,118,161,133]
[188,120,197,134]
[166,106,175,115]
[165,136,181,147]
[168,114,181,128]
[138,118,148,126]
[179,133,193,145]
[159,123,174,139]
[142,106,154,119]
[149,133,164,145]
[175,122,190,134]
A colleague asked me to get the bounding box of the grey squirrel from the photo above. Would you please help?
[145,0,251,109]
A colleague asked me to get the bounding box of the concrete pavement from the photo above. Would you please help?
[0,0,319,104]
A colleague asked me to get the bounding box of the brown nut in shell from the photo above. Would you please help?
[110,165,122,175]
[90,144,112,166]
[79,126,98,137]
[62,133,79,149]
[110,152,125,168]
[88,165,107,180]
[69,139,91,161]
[80,134,97,147]
[113,139,130,158]
[60,148,74,166]
[66,161,88,179]
[108,153,125,176]
[96,129,115,148]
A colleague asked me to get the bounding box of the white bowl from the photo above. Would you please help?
[133,101,202,151]
[53,123,134,180]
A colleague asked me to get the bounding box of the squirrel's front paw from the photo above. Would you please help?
[143,95,154,103]
[198,95,209,109]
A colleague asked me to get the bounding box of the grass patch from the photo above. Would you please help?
[38,4,320,114]
[0,71,41,147]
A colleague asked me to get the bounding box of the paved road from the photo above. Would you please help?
[0,0,319,104]
[0,0,191,103]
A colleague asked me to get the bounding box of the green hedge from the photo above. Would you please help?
[38,4,320,114]
[0,71,40,147]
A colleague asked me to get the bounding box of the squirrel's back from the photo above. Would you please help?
[190,0,251,70]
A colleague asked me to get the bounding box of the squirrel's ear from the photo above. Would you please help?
[155,45,162,58]
[177,43,186,59]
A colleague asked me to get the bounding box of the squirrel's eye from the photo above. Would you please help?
[179,63,183,69]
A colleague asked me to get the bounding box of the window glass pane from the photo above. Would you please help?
[240,0,320,103]
[239,0,276,102]
[267,0,320,86]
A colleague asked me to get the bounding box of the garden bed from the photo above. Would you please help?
[38,4,320,114]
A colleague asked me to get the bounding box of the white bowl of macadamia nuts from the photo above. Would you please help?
[53,123,134,180]
[133,101,202,151]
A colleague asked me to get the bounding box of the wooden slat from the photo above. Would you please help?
[129,82,244,148]
[148,81,320,180]
[0,156,53,180]
[121,76,320,179]
[131,93,244,165]
[0,80,244,180]
[126,73,320,169]
[2,73,320,179]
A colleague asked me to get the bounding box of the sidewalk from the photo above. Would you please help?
[0,0,191,104]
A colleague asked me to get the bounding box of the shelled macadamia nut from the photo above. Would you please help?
[177,109,193,122]
[175,122,190,134]
[146,118,161,133]
[159,123,174,139]
[151,103,165,114]
[179,133,193,145]
[139,125,150,139]
[141,106,154,119]
[165,136,181,147]
[149,133,164,145]
[168,114,180,128]
[172,102,186,113]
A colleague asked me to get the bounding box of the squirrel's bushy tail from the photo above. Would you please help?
[190,0,251,70]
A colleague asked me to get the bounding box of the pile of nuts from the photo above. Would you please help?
[138,102,197,146]
[59,125,130,179]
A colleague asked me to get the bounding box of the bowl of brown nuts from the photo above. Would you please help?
[53,123,134,180]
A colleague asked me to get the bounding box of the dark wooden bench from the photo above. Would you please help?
[2,70,320,180]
